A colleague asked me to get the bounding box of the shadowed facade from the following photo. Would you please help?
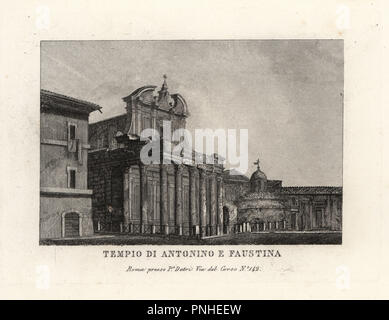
[88,78,225,237]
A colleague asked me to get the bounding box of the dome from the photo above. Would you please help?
[250,169,267,181]
[250,166,267,192]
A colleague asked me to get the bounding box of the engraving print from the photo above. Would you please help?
[40,40,343,245]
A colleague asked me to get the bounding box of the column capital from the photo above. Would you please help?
[189,166,199,176]
[122,166,129,174]
[160,164,168,177]
[139,162,147,174]
[209,171,217,178]
[198,167,207,178]
[160,163,167,170]
[197,164,208,172]
[175,164,184,173]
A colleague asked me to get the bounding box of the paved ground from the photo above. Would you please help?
[40,231,341,245]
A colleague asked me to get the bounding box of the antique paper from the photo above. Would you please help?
[0,0,388,299]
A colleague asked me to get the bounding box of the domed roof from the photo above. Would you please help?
[250,159,268,192]
[250,168,267,181]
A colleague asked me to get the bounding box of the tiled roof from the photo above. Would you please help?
[41,89,102,113]
[267,180,282,188]
[89,113,126,126]
[281,186,342,195]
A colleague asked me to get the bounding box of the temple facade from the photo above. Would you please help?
[88,78,226,237]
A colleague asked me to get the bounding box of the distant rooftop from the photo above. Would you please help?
[89,113,126,126]
[281,186,342,195]
[223,169,250,183]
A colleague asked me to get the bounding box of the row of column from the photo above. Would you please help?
[124,163,224,237]
[198,167,224,237]
[236,221,287,233]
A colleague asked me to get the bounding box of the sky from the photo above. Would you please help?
[41,40,343,186]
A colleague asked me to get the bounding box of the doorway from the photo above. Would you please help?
[223,206,230,234]
[64,212,80,237]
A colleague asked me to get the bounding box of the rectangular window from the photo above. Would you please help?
[69,124,76,140]
[69,169,76,188]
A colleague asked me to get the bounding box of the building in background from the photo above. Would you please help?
[40,90,101,239]
[223,162,342,232]
[281,186,342,231]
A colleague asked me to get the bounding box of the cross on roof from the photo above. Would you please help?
[254,158,260,170]
[161,74,168,90]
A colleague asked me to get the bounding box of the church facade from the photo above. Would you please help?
[88,78,226,237]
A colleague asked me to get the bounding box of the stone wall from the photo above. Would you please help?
[88,151,123,230]
[224,180,250,203]
[282,193,342,231]
[40,112,89,189]
[40,95,96,240]
[89,114,127,150]
[40,195,93,239]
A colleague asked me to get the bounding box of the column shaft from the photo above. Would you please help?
[175,165,183,235]
[199,169,207,237]
[189,167,198,235]
[217,175,223,235]
[325,195,331,229]
[309,200,313,230]
[332,198,337,230]
[139,164,148,232]
[210,173,217,235]
[160,165,168,233]
[312,200,316,229]
[123,168,130,231]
